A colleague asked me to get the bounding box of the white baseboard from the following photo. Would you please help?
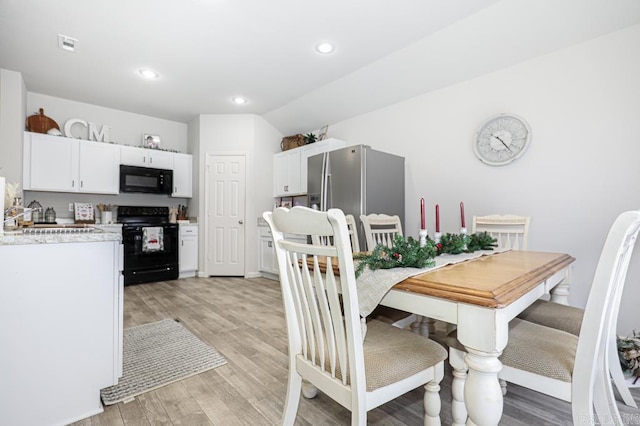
[245,272,262,278]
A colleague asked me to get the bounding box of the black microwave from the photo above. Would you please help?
[120,165,173,195]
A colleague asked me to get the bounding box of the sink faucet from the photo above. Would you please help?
[3,206,42,224]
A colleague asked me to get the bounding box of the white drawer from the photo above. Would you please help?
[179,224,198,236]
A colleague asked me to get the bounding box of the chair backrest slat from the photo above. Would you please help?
[472,214,530,250]
[345,214,360,252]
[265,207,364,390]
[360,213,403,251]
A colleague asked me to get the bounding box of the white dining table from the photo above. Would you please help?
[377,250,575,425]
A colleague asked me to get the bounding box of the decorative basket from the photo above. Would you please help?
[25,108,60,134]
[280,134,306,151]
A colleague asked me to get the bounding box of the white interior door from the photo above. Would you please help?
[206,154,246,276]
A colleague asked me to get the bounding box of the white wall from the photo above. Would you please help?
[194,114,281,277]
[0,69,26,185]
[27,93,187,151]
[329,24,640,335]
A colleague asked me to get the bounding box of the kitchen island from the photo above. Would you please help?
[0,229,123,426]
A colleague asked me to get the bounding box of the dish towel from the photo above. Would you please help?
[142,227,164,252]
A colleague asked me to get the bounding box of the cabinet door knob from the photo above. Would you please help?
[238,220,244,225]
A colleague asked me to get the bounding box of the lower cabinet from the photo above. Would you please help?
[0,239,123,426]
[259,225,307,279]
[260,226,279,277]
[179,224,198,278]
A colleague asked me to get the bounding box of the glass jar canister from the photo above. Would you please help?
[28,200,43,223]
[44,207,56,224]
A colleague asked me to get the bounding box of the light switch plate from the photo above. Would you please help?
[69,203,74,212]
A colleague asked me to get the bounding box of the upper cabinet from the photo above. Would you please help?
[23,132,193,198]
[120,146,173,169]
[172,153,192,198]
[23,132,119,194]
[273,138,347,197]
[273,149,301,197]
[78,140,120,194]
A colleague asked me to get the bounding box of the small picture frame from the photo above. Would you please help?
[318,125,329,141]
[143,134,161,149]
[280,198,293,208]
[74,202,95,224]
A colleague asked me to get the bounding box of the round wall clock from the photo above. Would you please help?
[473,113,531,166]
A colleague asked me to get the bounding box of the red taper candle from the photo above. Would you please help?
[460,201,466,228]
[420,197,425,229]
[435,204,440,232]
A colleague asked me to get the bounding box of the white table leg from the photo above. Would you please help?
[420,317,436,335]
[550,268,570,305]
[463,348,503,426]
[449,348,468,426]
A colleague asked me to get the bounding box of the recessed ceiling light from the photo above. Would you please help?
[232,96,247,105]
[138,69,159,79]
[315,42,334,54]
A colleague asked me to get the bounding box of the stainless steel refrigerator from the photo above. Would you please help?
[307,144,405,249]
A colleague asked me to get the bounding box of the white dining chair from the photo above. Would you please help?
[472,214,530,250]
[345,214,360,252]
[360,213,422,331]
[264,206,447,426]
[359,213,403,251]
[312,214,360,252]
[447,210,640,425]
[518,296,638,408]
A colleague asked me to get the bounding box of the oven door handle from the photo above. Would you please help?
[132,267,173,275]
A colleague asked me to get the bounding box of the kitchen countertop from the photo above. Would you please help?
[0,228,121,246]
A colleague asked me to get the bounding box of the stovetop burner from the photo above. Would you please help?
[117,206,170,225]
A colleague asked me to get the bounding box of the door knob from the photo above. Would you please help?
[238,220,244,224]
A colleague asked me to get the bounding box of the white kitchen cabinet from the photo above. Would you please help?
[273,149,302,197]
[259,225,307,279]
[23,132,119,194]
[273,138,347,197]
[0,238,123,426]
[120,145,174,169]
[172,153,193,198]
[24,132,78,192]
[179,223,198,278]
[259,226,278,277]
[78,140,120,193]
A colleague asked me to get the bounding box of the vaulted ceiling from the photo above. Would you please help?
[1,0,639,135]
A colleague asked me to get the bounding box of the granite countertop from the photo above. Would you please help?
[0,229,121,246]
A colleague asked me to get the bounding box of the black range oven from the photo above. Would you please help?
[118,206,179,285]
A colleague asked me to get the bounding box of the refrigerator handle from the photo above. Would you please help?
[320,152,328,211]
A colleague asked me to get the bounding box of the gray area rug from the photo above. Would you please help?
[100,319,227,405]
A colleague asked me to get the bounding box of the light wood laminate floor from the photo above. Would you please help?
[72,276,640,425]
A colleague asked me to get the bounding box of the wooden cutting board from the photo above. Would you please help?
[25,108,60,134]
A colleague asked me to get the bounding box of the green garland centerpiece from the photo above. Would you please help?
[353,232,498,277]
[617,331,640,384]
[354,235,436,277]
[436,231,498,254]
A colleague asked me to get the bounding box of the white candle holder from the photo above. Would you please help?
[434,231,442,244]
[460,227,467,250]
[419,229,428,248]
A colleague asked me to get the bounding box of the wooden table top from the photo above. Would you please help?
[392,250,575,308]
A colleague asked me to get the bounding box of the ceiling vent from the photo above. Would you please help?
[58,34,78,52]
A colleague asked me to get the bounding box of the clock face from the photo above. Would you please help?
[473,114,531,166]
